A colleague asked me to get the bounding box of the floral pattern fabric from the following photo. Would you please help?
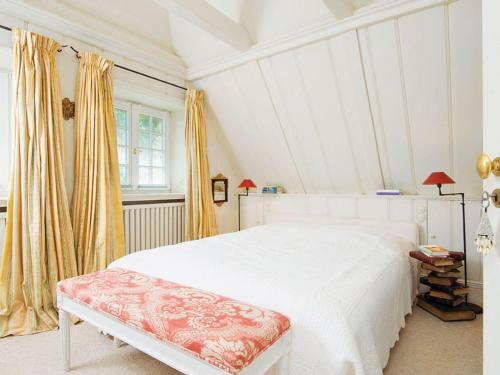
[57,268,290,374]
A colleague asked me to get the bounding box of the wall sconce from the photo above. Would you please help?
[476,153,500,179]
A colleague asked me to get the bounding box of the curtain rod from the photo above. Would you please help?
[0,24,188,91]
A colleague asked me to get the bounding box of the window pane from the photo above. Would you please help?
[139,114,150,131]
[139,167,150,185]
[151,168,164,185]
[139,149,151,166]
[117,146,128,164]
[152,117,163,133]
[117,128,127,146]
[114,108,127,127]
[138,131,150,148]
[119,165,128,185]
[152,151,163,167]
[151,134,163,150]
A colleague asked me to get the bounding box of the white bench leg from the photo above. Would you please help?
[113,336,123,348]
[59,309,71,371]
[278,354,289,375]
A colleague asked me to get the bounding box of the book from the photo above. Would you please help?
[376,189,401,196]
[417,295,475,321]
[428,274,457,287]
[429,289,456,300]
[425,293,465,307]
[409,251,455,266]
[446,251,465,261]
[420,277,469,296]
[419,245,449,257]
[431,269,461,278]
[421,261,463,273]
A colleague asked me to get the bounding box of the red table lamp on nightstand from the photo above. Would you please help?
[238,179,256,231]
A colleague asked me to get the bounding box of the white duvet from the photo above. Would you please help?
[109,222,415,375]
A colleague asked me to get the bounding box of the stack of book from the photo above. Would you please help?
[410,245,476,321]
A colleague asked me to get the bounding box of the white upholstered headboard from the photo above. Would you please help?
[263,213,420,245]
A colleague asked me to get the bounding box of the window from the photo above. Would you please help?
[114,102,170,191]
[115,106,130,186]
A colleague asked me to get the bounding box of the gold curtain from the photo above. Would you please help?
[0,29,78,337]
[71,52,124,275]
[185,89,217,240]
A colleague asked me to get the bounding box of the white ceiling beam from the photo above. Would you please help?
[322,0,354,19]
[154,0,252,51]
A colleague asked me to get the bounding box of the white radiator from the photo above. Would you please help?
[122,201,185,254]
[0,202,186,262]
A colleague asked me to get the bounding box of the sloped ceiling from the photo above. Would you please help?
[7,0,482,197]
[195,0,482,196]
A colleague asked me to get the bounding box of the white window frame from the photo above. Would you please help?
[114,100,132,189]
[115,101,171,193]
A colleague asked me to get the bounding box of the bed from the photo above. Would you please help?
[109,219,418,375]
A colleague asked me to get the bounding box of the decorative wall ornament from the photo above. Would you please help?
[211,173,228,207]
[476,191,496,255]
[62,97,75,120]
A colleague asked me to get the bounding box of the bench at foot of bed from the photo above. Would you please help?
[57,268,292,375]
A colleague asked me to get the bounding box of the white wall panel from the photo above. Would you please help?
[328,31,383,193]
[357,198,389,220]
[307,195,329,216]
[260,52,334,194]
[197,74,266,183]
[294,41,360,193]
[359,21,416,193]
[389,199,414,222]
[231,62,303,192]
[448,0,483,196]
[427,200,452,246]
[450,200,482,282]
[264,195,308,215]
[398,6,451,195]
[240,195,263,228]
[328,197,357,218]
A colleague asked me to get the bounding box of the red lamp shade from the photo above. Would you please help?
[238,179,256,189]
[422,172,455,186]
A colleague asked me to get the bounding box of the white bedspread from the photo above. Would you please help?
[109,222,414,375]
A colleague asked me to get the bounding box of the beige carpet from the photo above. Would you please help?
[0,306,481,375]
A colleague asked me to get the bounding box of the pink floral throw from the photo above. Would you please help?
[57,268,290,374]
